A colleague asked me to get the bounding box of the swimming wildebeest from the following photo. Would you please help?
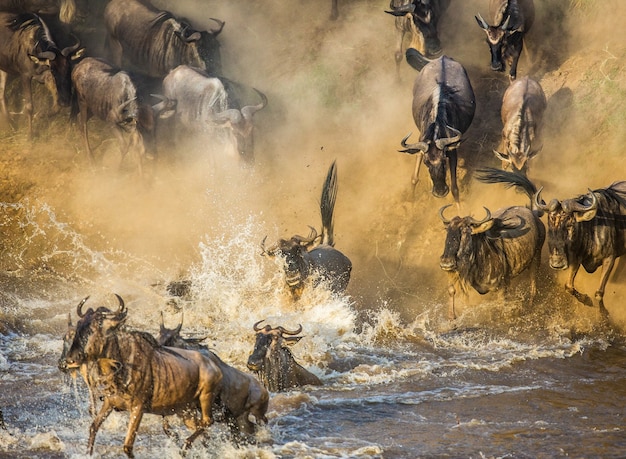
[440,168,546,320]
[399,52,476,202]
[59,295,223,458]
[535,181,626,318]
[247,320,322,392]
[475,0,535,81]
[261,161,352,299]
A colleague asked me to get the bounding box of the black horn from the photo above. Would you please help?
[278,324,303,336]
[469,207,492,226]
[76,296,90,318]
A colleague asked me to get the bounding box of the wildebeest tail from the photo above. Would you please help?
[320,160,338,246]
[475,167,543,216]
[69,85,79,123]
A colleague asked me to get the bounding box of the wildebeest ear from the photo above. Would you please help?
[574,208,597,222]
[470,219,495,235]
[283,336,303,346]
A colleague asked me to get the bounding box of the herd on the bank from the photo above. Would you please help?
[0,0,625,456]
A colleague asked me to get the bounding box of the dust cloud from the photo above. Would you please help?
[2,0,626,328]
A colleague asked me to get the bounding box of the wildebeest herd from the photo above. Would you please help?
[0,0,624,457]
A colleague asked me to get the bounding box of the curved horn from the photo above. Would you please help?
[434,127,462,150]
[469,207,492,226]
[76,296,90,318]
[160,311,165,330]
[533,187,549,212]
[399,133,429,153]
[253,319,266,332]
[241,88,268,120]
[278,324,303,336]
[438,204,454,225]
[500,15,511,30]
[67,312,72,327]
[493,149,511,163]
[61,35,81,57]
[118,97,137,113]
[475,12,490,29]
[563,189,598,213]
[384,1,415,16]
[113,294,126,315]
[292,226,318,245]
[208,17,225,36]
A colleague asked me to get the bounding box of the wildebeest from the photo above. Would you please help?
[247,321,322,392]
[71,57,174,173]
[0,0,76,24]
[494,76,546,174]
[104,0,224,79]
[475,0,535,81]
[535,182,626,317]
[399,53,475,202]
[261,161,352,299]
[439,168,546,320]
[158,313,269,440]
[162,65,267,162]
[0,12,82,138]
[59,295,223,458]
[385,0,450,76]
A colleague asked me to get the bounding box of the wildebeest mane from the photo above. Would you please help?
[597,182,626,209]
[419,84,469,140]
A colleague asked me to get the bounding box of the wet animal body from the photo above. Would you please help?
[441,168,546,320]
[535,182,626,316]
[261,161,352,299]
[247,321,322,392]
[399,54,476,202]
[59,295,222,458]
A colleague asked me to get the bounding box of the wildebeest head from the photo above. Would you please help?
[194,18,225,75]
[475,13,518,73]
[158,312,207,350]
[399,126,462,198]
[438,205,494,271]
[534,188,598,270]
[246,321,304,373]
[211,88,268,162]
[61,295,127,371]
[261,227,319,297]
[386,0,443,57]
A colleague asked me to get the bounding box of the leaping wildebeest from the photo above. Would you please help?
[0,12,82,139]
[494,76,546,174]
[59,295,223,458]
[261,161,352,299]
[104,0,224,79]
[162,65,267,162]
[71,57,174,173]
[475,0,535,81]
[535,182,626,317]
[440,168,545,321]
[158,313,269,440]
[247,321,322,392]
[385,0,450,77]
[399,52,476,202]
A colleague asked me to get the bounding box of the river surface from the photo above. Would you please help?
[0,199,624,459]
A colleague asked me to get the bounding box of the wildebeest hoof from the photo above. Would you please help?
[569,288,593,307]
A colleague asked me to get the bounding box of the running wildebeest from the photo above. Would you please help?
[59,295,223,458]
[162,65,267,162]
[261,161,352,299]
[247,321,322,392]
[475,0,535,81]
[71,57,143,170]
[158,313,269,440]
[535,181,626,317]
[385,0,450,76]
[104,0,224,78]
[0,12,82,138]
[440,168,546,321]
[399,52,476,202]
[494,76,547,174]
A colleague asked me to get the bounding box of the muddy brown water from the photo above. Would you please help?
[1,0,626,457]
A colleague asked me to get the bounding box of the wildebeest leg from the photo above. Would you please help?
[88,399,114,455]
[447,280,457,321]
[411,152,423,186]
[162,416,181,444]
[595,257,615,317]
[508,40,524,81]
[77,103,96,166]
[122,403,144,458]
[20,74,34,140]
[565,263,593,307]
[41,71,61,115]
[447,152,459,203]
[0,71,12,131]
[394,16,409,80]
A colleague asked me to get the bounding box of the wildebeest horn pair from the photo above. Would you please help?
[438,204,491,226]
[534,187,598,213]
[252,320,302,335]
[76,294,126,318]
[212,88,268,124]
